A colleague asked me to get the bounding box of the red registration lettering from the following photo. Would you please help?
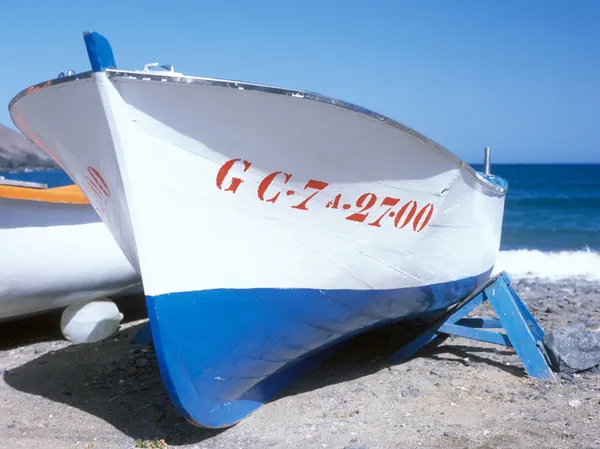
[257,171,292,203]
[214,157,435,233]
[368,196,400,227]
[345,193,377,223]
[216,159,252,193]
[394,200,417,229]
[291,180,329,210]
[413,203,434,232]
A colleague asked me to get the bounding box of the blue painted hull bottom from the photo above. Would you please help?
[146,270,491,428]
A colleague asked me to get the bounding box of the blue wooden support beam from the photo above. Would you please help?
[456,318,502,329]
[440,323,512,346]
[390,271,556,382]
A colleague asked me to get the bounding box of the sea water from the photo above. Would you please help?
[1,169,73,188]
[474,163,600,281]
[2,165,599,281]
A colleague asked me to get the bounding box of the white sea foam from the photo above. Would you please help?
[492,248,600,281]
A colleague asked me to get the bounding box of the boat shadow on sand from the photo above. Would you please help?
[3,299,521,446]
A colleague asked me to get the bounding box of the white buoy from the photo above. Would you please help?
[60,297,124,344]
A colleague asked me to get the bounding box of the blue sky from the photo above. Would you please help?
[1,0,598,163]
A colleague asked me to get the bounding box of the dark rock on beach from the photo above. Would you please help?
[544,324,600,374]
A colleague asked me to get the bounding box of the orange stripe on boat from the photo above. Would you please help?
[0,184,89,204]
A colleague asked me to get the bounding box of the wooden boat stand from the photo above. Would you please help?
[389,271,557,381]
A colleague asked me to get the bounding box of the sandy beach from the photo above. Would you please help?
[1,276,599,449]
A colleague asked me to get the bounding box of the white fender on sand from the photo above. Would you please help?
[60,297,124,344]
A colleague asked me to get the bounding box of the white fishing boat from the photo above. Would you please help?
[9,31,508,427]
[0,173,142,341]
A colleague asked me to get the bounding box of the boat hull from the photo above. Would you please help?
[9,39,506,426]
[0,196,141,321]
[148,272,489,427]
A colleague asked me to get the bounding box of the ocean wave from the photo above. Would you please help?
[492,248,600,281]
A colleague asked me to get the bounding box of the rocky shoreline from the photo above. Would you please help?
[0,124,59,172]
[1,277,599,449]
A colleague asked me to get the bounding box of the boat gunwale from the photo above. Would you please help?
[9,69,507,197]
